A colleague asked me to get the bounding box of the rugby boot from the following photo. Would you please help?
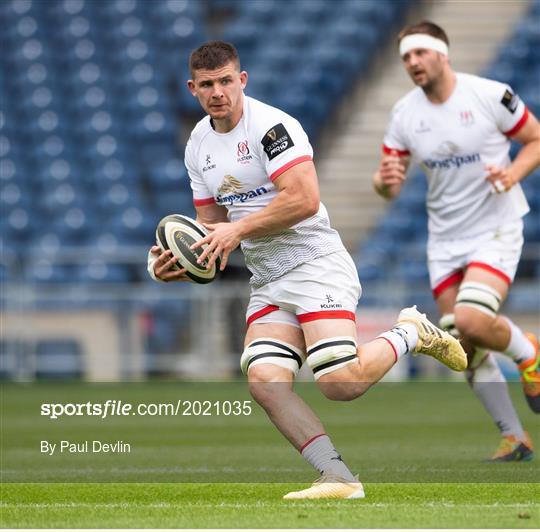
[398,306,467,371]
[518,333,540,413]
[283,474,365,500]
[486,432,534,462]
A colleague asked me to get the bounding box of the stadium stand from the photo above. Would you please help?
[1,0,412,373]
[1,0,409,279]
[0,0,537,376]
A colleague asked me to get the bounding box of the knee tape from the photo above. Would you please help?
[439,313,460,339]
[455,282,502,318]
[306,336,357,380]
[241,338,304,376]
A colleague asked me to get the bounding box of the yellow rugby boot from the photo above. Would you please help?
[398,306,467,371]
[283,474,365,500]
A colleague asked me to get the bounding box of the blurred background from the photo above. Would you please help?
[1,0,538,381]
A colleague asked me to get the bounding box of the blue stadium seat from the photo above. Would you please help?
[144,303,193,358]
[35,338,83,379]
[76,261,133,283]
[1,206,31,245]
[523,213,540,242]
[24,259,76,284]
[104,206,156,245]
[505,283,540,313]
[235,0,280,25]
[222,21,260,51]
[153,190,195,218]
[396,260,429,283]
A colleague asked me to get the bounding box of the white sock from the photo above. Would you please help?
[300,434,356,482]
[502,317,534,365]
[467,350,525,439]
[377,324,419,359]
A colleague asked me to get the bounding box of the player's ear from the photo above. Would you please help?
[240,71,248,90]
[187,80,197,97]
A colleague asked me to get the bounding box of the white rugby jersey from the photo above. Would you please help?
[383,73,530,238]
[186,95,344,287]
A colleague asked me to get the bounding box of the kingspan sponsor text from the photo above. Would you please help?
[217,186,268,205]
[422,153,480,170]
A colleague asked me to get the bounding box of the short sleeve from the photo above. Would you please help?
[491,83,528,136]
[185,137,215,206]
[259,116,313,182]
[382,102,410,156]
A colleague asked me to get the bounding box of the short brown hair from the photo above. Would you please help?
[189,40,240,76]
[398,21,449,46]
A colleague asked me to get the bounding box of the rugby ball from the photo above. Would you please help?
[156,214,220,284]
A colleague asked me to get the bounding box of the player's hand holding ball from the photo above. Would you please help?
[191,221,241,272]
[148,245,191,283]
[148,214,220,284]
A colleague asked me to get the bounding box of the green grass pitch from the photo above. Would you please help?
[1,381,538,528]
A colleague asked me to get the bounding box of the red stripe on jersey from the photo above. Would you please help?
[432,270,464,299]
[300,433,326,453]
[382,144,410,157]
[246,305,280,326]
[297,310,356,323]
[193,197,216,206]
[269,155,312,182]
[504,106,529,137]
[467,262,511,285]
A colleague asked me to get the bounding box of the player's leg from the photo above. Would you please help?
[284,251,466,401]
[453,264,539,413]
[303,310,467,401]
[301,317,394,400]
[242,308,363,499]
[434,276,531,461]
[243,321,318,447]
[283,306,467,499]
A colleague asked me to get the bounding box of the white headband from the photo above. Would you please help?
[399,34,448,57]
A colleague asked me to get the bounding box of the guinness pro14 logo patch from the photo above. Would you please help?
[262,123,294,161]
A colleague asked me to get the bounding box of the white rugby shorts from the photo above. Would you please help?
[428,219,524,298]
[246,251,361,327]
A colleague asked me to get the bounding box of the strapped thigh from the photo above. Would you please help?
[306,336,358,380]
[241,338,304,376]
[455,281,502,317]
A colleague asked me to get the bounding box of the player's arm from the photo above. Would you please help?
[485,111,540,192]
[192,160,319,270]
[195,202,229,225]
[373,149,410,200]
[235,159,319,236]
